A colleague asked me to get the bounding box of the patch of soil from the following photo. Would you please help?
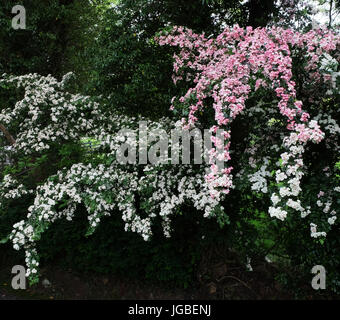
[0,248,337,300]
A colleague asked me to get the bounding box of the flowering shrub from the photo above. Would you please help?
[0,25,339,289]
[157,24,339,235]
[156,24,340,292]
[0,73,223,283]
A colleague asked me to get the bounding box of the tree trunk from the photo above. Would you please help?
[247,0,276,27]
[0,123,16,145]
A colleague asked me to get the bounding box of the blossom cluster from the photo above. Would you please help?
[157,25,340,237]
[0,73,105,156]
[0,73,226,283]
[157,25,339,236]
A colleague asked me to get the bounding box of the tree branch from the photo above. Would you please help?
[0,123,16,145]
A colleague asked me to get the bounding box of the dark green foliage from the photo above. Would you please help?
[35,204,229,287]
[0,0,98,87]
